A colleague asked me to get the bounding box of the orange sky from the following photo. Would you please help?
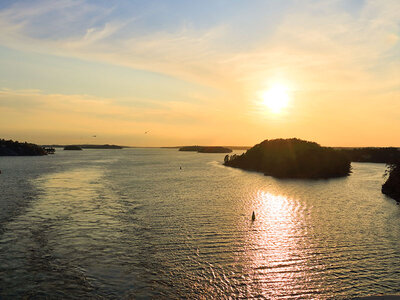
[0,1,399,147]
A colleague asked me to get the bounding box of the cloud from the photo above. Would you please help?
[1,0,397,96]
[0,1,399,146]
[0,0,229,88]
[223,0,399,91]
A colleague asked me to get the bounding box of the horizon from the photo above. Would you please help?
[5,139,400,149]
[0,1,399,147]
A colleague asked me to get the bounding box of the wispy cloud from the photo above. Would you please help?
[0,0,399,146]
[0,0,398,91]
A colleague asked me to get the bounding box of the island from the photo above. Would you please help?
[179,146,202,151]
[0,139,47,156]
[47,144,124,149]
[78,144,123,149]
[224,138,351,179]
[179,146,232,153]
[64,145,83,150]
[198,146,232,153]
[382,163,400,202]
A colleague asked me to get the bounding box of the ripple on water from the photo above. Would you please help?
[0,151,400,298]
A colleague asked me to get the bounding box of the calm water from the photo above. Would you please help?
[0,149,399,299]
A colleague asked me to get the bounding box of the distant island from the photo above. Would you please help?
[382,163,400,202]
[165,145,250,150]
[79,144,123,149]
[179,146,232,153]
[0,139,47,156]
[64,145,83,150]
[198,146,232,153]
[224,138,351,179]
[339,147,400,164]
[48,144,124,149]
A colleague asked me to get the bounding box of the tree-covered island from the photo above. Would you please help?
[179,146,232,153]
[224,138,351,179]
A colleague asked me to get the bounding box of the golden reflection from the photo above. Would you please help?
[244,191,306,298]
[32,168,122,237]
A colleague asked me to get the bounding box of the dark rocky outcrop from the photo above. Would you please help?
[382,163,400,202]
[64,145,83,150]
[224,138,351,179]
[0,139,47,156]
[179,146,232,153]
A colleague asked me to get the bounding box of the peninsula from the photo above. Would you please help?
[224,138,351,179]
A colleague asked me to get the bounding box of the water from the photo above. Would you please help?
[0,148,399,299]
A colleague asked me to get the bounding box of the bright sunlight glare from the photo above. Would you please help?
[262,85,290,113]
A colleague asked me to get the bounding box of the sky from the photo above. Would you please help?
[0,0,399,147]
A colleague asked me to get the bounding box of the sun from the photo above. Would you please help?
[262,85,290,113]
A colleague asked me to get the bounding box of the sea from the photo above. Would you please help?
[0,148,399,299]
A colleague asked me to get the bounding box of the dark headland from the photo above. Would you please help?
[0,139,47,156]
[224,138,351,179]
[382,163,400,202]
[179,146,232,153]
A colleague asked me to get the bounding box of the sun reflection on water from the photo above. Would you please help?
[244,190,309,298]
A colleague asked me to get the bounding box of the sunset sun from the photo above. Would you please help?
[262,85,290,113]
